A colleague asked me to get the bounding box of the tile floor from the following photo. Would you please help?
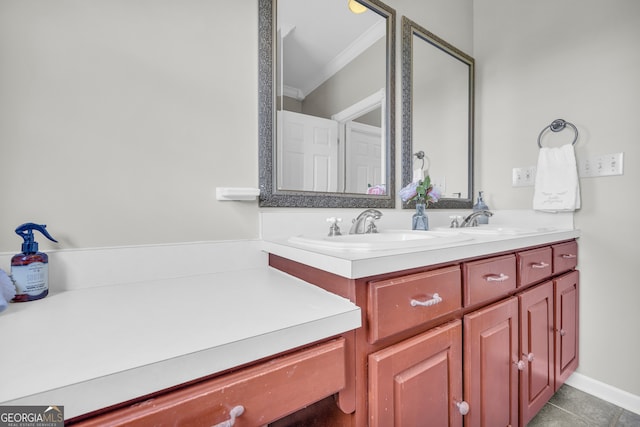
[528,384,640,426]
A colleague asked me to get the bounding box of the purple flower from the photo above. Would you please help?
[0,269,16,312]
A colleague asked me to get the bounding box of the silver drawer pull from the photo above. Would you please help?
[531,261,550,269]
[561,253,577,259]
[485,273,509,282]
[212,405,244,427]
[410,293,443,307]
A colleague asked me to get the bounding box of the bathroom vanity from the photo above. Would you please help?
[0,226,579,426]
[0,241,361,426]
[264,228,580,427]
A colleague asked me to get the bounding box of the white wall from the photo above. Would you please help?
[0,0,260,250]
[474,0,640,396]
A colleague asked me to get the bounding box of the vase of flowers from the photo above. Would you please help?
[406,176,440,231]
[412,199,429,230]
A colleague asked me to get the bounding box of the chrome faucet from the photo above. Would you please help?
[460,210,493,227]
[349,209,383,234]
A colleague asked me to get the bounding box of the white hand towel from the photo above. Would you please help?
[533,144,581,212]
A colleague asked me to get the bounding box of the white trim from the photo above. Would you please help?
[301,20,385,97]
[565,372,640,415]
[283,85,305,101]
[332,88,385,123]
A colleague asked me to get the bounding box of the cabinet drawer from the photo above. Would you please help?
[368,265,461,344]
[518,246,553,287]
[463,254,516,306]
[73,339,346,427]
[553,241,578,274]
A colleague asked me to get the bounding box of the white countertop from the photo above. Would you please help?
[262,228,581,278]
[0,267,361,419]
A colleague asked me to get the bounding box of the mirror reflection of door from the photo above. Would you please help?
[277,111,338,192]
[276,0,386,194]
[345,120,382,193]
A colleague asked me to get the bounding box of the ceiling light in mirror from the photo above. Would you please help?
[349,0,367,14]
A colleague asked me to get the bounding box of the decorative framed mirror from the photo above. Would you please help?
[401,16,474,209]
[259,0,396,208]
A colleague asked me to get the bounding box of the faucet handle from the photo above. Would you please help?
[326,217,342,236]
[366,220,379,234]
[449,215,461,228]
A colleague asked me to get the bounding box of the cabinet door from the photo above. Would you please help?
[555,270,580,390]
[519,281,555,426]
[368,320,463,427]
[464,297,519,427]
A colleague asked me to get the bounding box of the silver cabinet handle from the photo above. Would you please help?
[212,405,244,427]
[410,293,443,307]
[485,273,509,282]
[561,253,577,259]
[456,400,470,415]
[531,261,549,269]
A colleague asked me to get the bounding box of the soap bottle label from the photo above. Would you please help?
[12,262,48,296]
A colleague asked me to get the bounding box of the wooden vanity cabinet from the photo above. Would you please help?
[268,239,579,427]
[69,338,347,427]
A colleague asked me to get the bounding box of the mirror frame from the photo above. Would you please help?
[401,16,475,209]
[258,0,396,208]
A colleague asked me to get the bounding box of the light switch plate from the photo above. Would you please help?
[512,166,536,187]
[578,152,624,177]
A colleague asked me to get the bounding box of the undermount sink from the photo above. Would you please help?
[434,225,556,236]
[288,230,473,252]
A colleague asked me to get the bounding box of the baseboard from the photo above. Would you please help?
[566,372,640,415]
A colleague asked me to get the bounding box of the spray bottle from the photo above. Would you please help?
[11,223,58,302]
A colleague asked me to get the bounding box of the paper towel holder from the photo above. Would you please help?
[537,119,578,148]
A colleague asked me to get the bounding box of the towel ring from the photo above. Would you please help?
[414,151,427,170]
[537,119,578,148]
